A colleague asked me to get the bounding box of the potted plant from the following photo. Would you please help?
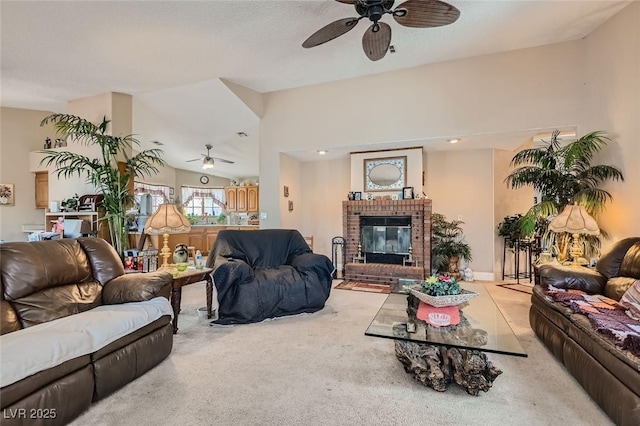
[497,214,530,250]
[431,213,472,277]
[61,193,80,212]
[505,130,624,258]
[40,114,166,257]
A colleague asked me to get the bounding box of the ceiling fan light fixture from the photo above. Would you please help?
[303,0,460,61]
[202,158,215,169]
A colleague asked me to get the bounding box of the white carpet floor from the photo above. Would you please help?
[71,281,613,426]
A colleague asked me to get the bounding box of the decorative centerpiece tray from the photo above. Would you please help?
[405,284,478,307]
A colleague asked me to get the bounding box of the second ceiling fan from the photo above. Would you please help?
[186,144,235,169]
[302,0,460,61]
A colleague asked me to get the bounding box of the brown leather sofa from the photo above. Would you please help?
[1,238,174,425]
[530,237,640,426]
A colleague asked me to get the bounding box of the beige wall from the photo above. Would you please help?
[350,148,423,196]
[279,153,303,231]
[493,148,535,277]
[582,1,640,246]
[0,107,56,242]
[426,149,494,275]
[261,40,586,276]
[300,156,351,258]
[260,6,639,276]
[3,4,638,270]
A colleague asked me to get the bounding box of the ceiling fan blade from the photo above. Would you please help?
[393,0,460,28]
[211,157,235,164]
[302,17,360,48]
[185,158,201,162]
[362,22,391,61]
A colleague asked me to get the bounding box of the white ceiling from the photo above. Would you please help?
[0,0,630,178]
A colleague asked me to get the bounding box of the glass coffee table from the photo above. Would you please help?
[365,279,526,395]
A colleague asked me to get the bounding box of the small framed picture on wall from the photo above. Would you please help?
[402,187,414,200]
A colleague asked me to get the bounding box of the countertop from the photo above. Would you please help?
[188,224,258,228]
[127,224,258,234]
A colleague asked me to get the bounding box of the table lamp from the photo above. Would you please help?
[548,203,600,266]
[144,203,191,270]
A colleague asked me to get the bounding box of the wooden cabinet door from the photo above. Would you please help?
[35,171,48,209]
[247,186,259,212]
[205,230,219,254]
[236,187,248,211]
[188,234,204,254]
[225,187,237,211]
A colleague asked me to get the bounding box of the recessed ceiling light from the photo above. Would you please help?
[237,132,248,137]
[317,150,328,155]
[448,138,460,144]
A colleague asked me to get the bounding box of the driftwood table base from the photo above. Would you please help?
[394,340,502,395]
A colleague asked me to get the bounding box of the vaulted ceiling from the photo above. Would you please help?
[1,0,630,178]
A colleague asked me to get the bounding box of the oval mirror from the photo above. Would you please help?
[368,164,402,186]
[364,156,406,191]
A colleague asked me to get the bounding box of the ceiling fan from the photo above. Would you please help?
[186,144,235,169]
[302,0,460,61]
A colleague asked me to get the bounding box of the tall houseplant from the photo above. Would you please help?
[505,130,624,257]
[40,114,166,256]
[431,213,472,276]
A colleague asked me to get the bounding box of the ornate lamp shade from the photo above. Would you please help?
[548,204,600,236]
[144,204,191,269]
[548,204,599,265]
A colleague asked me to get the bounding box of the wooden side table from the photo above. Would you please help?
[170,267,214,333]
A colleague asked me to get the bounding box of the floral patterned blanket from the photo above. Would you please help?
[545,285,640,356]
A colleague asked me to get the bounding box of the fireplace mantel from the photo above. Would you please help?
[342,199,432,285]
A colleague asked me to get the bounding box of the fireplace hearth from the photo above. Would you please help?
[342,199,432,285]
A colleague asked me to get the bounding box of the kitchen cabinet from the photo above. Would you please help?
[236,187,247,211]
[188,234,204,253]
[128,225,258,257]
[247,186,258,212]
[225,187,237,211]
[35,171,48,209]
[225,185,259,213]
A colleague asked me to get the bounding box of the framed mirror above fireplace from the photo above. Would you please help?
[364,156,406,192]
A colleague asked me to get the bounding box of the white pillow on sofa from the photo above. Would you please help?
[620,280,640,320]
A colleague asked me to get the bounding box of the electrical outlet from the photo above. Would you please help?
[260,212,267,220]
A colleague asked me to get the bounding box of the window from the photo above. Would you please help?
[181,186,225,217]
[133,182,170,213]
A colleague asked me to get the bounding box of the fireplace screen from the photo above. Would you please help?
[360,216,411,264]
[361,225,411,255]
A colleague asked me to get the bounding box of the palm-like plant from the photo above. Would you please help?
[505,130,624,255]
[431,213,472,274]
[40,114,166,256]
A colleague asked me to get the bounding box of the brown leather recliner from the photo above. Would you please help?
[1,238,174,426]
[531,237,640,426]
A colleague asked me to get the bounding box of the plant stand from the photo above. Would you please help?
[501,238,533,284]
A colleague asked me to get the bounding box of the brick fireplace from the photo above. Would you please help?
[342,199,432,286]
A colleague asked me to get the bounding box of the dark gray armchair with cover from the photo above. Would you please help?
[206,229,334,325]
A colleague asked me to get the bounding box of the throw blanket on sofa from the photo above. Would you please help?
[545,286,640,356]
